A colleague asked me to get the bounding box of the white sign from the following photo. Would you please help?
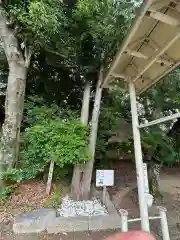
[96,170,114,187]
[143,163,149,193]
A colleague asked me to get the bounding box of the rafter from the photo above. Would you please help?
[124,48,173,66]
[146,8,180,26]
[101,0,153,88]
[132,32,180,82]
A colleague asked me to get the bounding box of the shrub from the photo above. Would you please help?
[20,119,89,180]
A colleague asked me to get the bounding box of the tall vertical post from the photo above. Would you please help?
[129,81,150,232]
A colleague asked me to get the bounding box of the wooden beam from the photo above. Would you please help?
[111,73,127,79]
[139,60,180,94]
[132,32,180,83]
[139,112,180,128]
[146,8,180,26]
[124,49,173,66]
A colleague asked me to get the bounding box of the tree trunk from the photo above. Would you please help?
[0,62,27,169]
[148,162,162,198]
[71,81,91,200]
[0,9,31,178]
[80,68,103,200]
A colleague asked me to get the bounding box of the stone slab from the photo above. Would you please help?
[105,191,119,216]
[91,185,119,216]
[14,233,40,240]
[47,216,89,233]
[89,215,121,231]
[13,208,56,234]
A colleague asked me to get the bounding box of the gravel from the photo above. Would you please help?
[57,195,108,217]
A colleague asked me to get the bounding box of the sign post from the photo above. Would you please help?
[96,170,114,204]
[102,185,107,204]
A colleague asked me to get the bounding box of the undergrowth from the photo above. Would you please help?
[0,99,89,203]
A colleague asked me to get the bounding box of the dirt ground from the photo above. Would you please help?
[109,161,180,239]
[1,161,180,239]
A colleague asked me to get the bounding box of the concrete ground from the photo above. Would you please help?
[1,223,118,240]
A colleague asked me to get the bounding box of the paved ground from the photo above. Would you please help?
[0,223,118,240]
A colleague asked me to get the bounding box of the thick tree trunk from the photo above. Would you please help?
[0,9,31,177]
[71,81,91,200]
[148,162,161,198]
[80,68,103,200]
[0,62,27,169]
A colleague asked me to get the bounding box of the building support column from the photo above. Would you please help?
[129,81,150,232]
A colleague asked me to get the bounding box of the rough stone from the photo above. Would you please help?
[47,216,89,233]
[58,195,108,217]
[13,208,56,234]
[89,215,121,231]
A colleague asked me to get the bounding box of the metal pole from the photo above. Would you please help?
[158,206,170,240]
[119,209,128,232]
[139,112,180,129]
[129,81,150,232]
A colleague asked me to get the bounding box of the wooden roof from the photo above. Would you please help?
[102,0,180,94]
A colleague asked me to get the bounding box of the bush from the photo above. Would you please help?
[0,100,89,202]
[20,119,89,180]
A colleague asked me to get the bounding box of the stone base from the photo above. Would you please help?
[89,215,121,231]
[13,208,56,234]
[47,216,89,233]
[13,187,121,233]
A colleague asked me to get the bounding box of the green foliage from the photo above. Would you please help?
[23,96,79,126]
[8,0,67,48]
[19,99,89,180]
[0,168,23,183]
[43,185,61,209]
[0,185,17,204]
[142,127,179,165]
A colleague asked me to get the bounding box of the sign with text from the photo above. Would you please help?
[96,170,114,187]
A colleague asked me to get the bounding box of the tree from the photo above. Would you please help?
[0,0,69,174]
[70,0,135,199]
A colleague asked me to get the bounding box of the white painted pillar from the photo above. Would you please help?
[158,206,170,240]
[129,81,150,232]
[119,209,128,232]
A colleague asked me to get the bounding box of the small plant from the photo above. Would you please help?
[0,185,17,204]
[43,185,61,209]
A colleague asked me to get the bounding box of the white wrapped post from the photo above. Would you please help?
[158,206,170,240]
[129,81,150,232]
[119,209,128,232]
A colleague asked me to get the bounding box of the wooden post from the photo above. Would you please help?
[119,209,128,232]
[46,160,55,195]
[102,185,106,205]
[129,81,150,232]
[158,206,170,240]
